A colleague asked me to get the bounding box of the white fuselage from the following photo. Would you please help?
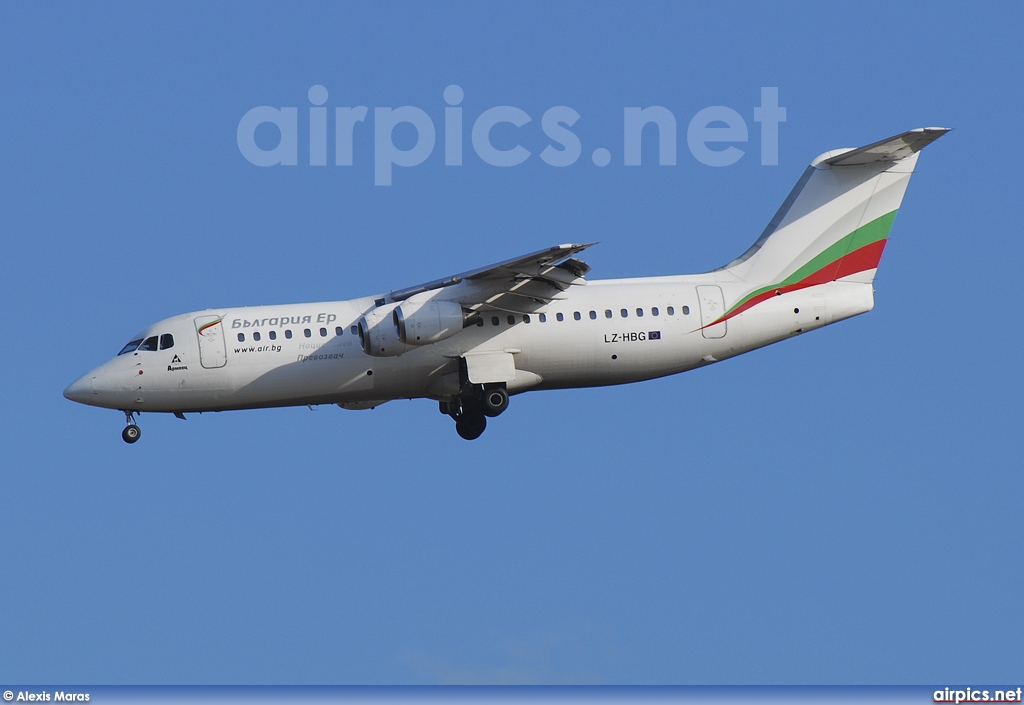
[66,274,875,415]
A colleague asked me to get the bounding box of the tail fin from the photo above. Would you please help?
[721,128,949,298]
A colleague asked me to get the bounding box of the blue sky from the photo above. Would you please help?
[2,1,1022,685]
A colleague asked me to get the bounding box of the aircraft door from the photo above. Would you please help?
[696,285,727,339]
[194,315,227,369]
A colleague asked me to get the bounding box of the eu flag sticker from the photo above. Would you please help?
[649,331,661,340]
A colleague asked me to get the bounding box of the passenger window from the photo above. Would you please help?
[556,313,564,322]
[667,306,675,315]
[652,307,659,316]
[507,315,515,325]
[492,316,500,326]
[523,314,531,323]
[118,338,144,356]
[269,330,277,340]
[335,326,343,336]
[304,328,311,338]
[351,325,358,335]
[605,310,612,319]
[253,332,261,342]
[620,309,628,318]
[159,333,174,350]
[476,318,484,327]
[285,330,293,339]
[237,333,245,342]
[138,336,159,351]
[589,311,597,320]
[636,308,644,317]
[573,311,581,321]
[539,313,547,323]
[682,305,690,315]
[320,327,327,337]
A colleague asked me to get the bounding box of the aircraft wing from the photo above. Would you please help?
[385,243,595,314]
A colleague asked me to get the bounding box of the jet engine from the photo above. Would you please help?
[394,300,467,345]
[357,306,410,357]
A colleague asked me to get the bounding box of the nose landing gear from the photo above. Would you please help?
[121,410,141,444]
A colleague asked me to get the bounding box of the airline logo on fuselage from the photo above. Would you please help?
[197,317,223,336]
[231,312,339,328]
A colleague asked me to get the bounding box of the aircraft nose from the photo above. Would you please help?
[63,374,94,404]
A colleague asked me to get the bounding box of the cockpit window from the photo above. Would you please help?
[138,336,159,352]
[159,333,174,350]
[117,338,144,356]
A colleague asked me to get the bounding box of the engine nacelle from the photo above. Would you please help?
[357,306,411,357]
[394,300,467,346]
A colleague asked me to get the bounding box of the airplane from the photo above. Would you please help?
[64,127,949,442]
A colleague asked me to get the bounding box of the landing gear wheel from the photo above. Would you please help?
[455,412,486,440]
[122,424,141,444]
[481,387,509,417]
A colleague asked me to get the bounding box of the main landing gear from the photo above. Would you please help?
[121,410,141,444]
[439,385,510,440]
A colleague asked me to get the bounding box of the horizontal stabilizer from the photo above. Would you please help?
[821,127,951,166]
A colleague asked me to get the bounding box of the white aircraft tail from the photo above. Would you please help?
[717,127,949,318]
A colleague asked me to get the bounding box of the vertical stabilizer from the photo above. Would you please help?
[721,128,948,305]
